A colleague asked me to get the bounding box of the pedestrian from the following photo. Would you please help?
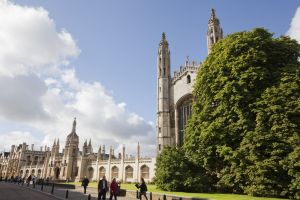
[109,178,118,200]
[98,175,108,200]
[27,175,32,184]
[82,176,89,194]
[136,178,148,200]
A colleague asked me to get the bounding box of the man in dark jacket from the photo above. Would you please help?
[136,178,148,200]
[82,176,89,194]
[98,176,108,200]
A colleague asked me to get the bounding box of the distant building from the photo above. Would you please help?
[157,9,223,154]
[0,118,155,182]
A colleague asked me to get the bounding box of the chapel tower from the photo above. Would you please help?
[156,32,172,154]
[207,8,223,54]
[62,118,79,181]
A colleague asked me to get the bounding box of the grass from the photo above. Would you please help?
[64,182,287,200]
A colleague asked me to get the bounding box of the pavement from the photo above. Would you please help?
[0,181,134,200]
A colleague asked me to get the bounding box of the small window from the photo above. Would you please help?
[187,75,191,84]
[158,127,161,132]
[159,144,161,151]
[159,87,161,92]
[163,68,166,76]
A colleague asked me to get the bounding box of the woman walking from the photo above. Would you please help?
[109,178,118,200]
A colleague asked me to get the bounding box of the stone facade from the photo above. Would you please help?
[157,9,223,153]
[0,118,155,183]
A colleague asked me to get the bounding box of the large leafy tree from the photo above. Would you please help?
[184,28,300,198]
[154,147,210,192]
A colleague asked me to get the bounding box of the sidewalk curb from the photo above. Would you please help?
[14,183,65,200]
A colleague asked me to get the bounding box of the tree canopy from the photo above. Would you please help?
[156,28,300,199]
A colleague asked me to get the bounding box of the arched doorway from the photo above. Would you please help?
[125,165,133,182]
[140,165,149,179]
[99,167,106,179]
[88,167,94,180]
[111,166,118,179]
[54,167,60,179]
[25,170,29,178]
[37,169,42,178]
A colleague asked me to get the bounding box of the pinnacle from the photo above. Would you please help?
[160,32,168,45]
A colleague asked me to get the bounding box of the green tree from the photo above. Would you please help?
[184,28,300,198]
[154,147,210,192]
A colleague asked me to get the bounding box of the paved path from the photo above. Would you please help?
[0,182,59,200]
[0,181,133,200]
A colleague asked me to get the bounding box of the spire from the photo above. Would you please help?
[137,142,140,159]
[84,139,87,147]
[53,139,56,147]
[160,32,168,46]
[102,145,105,154]
[122,144,125,159]
[57,138,60,146]
[72,117,76,133]
[209,9,216,23]
[207,8,223,54]
[88,138,91,146]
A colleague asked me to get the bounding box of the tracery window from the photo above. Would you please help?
[177,95,193,146]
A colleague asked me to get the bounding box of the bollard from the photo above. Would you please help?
[163,194,166,200]
[41,183,44,191]
[150,192,152,200]
[88,194,91,200]
[51,183,54,194]
[136,190,139,199]
[65,190,69,199]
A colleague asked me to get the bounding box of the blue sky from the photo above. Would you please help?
[0,0,299,155]
[13,0,299,121]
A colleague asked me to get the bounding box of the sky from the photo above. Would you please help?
[0,0,299,156]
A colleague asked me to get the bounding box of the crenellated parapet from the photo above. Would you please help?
[171,60,201,84]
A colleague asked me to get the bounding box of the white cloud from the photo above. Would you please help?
[0,74,49,121]
[287,7,300,43]
[0,0,155,157]
[0,131,40,151]
[0,0,79,77]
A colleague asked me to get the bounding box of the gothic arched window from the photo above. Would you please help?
[125,165,133,181]
[99,167,106,179]
[140,165,149,179]
[88,167,94,180]
[187,75,191,84]
[111,166,119,179]
[176,94,193,146]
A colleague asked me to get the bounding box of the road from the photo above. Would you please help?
[0,182,60,200]
[0,182,133,200]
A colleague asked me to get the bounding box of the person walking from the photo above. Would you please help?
[98,176,108,200]
[82,176,90,194]
[27,175,32,185]
[136,178,148,200]
[109,178,118,200]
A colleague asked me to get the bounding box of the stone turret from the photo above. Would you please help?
[62,118,79,181]
[157,32,172,154]
[207,8,223,54]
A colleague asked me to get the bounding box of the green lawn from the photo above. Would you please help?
[65,182,287,200]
